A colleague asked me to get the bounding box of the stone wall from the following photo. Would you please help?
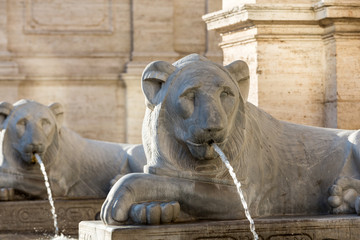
[0,0,222,143]
[204,0,360,129]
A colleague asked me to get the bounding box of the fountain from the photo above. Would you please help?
[79,54,360,239]
[1,54,360,239]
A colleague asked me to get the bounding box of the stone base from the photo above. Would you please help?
[0,199,104,236]
[79,215,360,240]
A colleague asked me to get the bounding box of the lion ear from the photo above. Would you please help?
[48,102,64,127]
[225,60,250,101]
[0,102,13,130]
[141,61,176,110]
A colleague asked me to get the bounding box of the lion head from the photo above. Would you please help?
[0,100,63,196]
[141,54,250,183]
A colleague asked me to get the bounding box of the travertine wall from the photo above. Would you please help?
[0,0,222,143]
[204,0,360,129]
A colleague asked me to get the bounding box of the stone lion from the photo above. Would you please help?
[0,99,146,200]
[101,54,360,225]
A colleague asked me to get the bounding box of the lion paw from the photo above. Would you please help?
[328,178,360,214]
[129,201,180,225]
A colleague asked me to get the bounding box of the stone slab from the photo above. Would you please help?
[0,233,76,240]
[0,199,104,236]
[79,215,360,240]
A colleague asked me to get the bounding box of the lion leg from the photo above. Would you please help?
[100,173,242,225]
[328,176,360,214]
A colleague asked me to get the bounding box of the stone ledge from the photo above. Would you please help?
[79,215,360,240]
[0,199,104,235]
[203,4,316,33]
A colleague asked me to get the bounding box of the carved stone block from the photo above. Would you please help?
[0,199,103,235]
[79,215,360,240]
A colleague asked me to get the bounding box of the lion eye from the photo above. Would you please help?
[16,119,27,138]
[182,90,195,101]
[177,90,196,119]
[41,118,52,136]
[220,88,236,114]
[220,89,234,98]
[220,91,229,98]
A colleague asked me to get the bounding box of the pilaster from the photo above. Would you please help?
[0,0,19,75]
[315,0,360,129]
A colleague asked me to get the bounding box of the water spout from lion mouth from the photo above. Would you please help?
[31,154,36,164]
[31,151,44,164]
[186,139,228,161]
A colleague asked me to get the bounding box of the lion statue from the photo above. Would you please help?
[101,54,360,225]
[0,99,146,200]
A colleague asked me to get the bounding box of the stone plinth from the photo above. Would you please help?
[79,215,360,240]
[0,199,103,236]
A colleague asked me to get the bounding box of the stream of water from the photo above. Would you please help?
[34,153,60,237]
[212,144,259,240]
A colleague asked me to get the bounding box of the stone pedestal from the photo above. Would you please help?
[79,215,360,240]
[0,199,103,236]
[204,0,360,130]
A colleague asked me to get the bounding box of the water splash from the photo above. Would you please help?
[213,144,259,240]
[35,153,59,237]
[52,234,75,240]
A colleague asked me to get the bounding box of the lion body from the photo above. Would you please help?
[237,103,359,216]
[0,100,146,199]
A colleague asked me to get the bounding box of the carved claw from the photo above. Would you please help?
[129,201,180,225]
[328,177,360,214]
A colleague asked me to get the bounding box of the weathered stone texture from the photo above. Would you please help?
[257,40,325,126]
[336,38,360,130]
[0,199,103,235]
[205,0,360,129]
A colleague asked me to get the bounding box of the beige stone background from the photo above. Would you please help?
[1,0,359,144]
[205,0,360,131]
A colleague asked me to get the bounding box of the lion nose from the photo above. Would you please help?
[25,144,45,154]
[202,111,225,133]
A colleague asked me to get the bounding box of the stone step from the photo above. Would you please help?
[79,215,360,240]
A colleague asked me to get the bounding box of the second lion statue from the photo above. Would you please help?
[0,99,146,199]
[101,54,360,225]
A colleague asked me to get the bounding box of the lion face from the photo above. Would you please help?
[165,63,240,161]
[0,100,63,169]
[142,54,250,180]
